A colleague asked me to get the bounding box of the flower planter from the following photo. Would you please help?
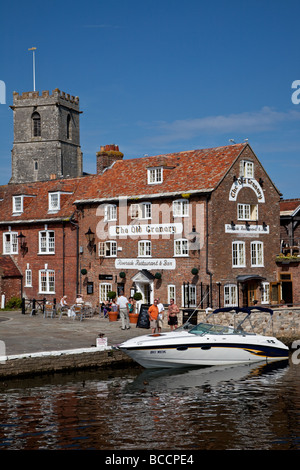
[108,311,118,322]
[129,313,139,324]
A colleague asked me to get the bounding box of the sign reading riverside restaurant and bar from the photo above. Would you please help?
[115,258,176,270]
[109,223,183,237]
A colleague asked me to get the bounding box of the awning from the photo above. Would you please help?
[131,269,155,282]
[236,274,266,283]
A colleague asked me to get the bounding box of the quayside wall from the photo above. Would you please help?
[0,307,299,379]
[0,348,136,379]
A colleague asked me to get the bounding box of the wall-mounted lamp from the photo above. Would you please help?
[17,232,28,256]
[231,221,236,230]
[85,227,96,252]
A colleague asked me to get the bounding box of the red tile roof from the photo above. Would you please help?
[0,143,250,222]
[280,199,300,216]
[76,143,247,203]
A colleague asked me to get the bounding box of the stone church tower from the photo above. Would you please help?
[9,88,83,183]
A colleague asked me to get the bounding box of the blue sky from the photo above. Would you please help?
[0,0,300,199]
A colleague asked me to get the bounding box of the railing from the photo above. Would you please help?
[280,237,300,256]
[21,298,56,316]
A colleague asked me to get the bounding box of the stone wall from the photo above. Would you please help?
[177,307,300,338]
[0,347,134,379]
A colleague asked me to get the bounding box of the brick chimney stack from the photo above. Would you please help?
[96,144,124,174]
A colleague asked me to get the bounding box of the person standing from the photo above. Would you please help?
[148,299,159,333]
[157,298,165,332]
[117,291,130,330]
[167,298,179,330]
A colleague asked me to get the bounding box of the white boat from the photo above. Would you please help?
[118,306,289,369]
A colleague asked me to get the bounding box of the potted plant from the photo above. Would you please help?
[133,292,143,301]
[107,291,118,322]
[129,292,142,323]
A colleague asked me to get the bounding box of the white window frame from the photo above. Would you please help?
[138,240,152,257]
[174,238,189,257]
[261,282,270,304]
[237,203,258,221]
[104,204,117,222]
[25,268,32,287]
[182,284,197,308]
[39,230,55,254]
[147,167,163,184]
[251,241,264,267]
[173,199,189,217]
[240,160,254,178]
[99,283,112,303]
[39,269,55,294]
[130,202,152,219]
[168,285,176,304]
[48,192,60,212]
[98,241,117,257]
[3,231,18,254]
[224,284,238,307]
[13,195,23,214]
[232,241,246,267]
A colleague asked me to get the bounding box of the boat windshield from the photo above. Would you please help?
[188,323,238,336]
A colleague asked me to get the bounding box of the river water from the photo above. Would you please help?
[0,358,299,451]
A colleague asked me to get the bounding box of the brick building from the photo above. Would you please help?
[0,88,287,311]
[276,199,300,305]
[75,142,281,310]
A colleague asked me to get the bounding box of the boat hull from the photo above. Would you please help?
[119,332,289,369]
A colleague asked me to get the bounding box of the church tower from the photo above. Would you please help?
[9,88,83,183]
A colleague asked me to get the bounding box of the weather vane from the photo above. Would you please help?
[28,47,37,91]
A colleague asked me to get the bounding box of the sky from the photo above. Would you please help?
[0,0,300,199]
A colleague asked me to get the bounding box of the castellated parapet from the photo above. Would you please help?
[10,89,83,184]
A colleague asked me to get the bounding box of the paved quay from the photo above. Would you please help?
[0,310,155,356]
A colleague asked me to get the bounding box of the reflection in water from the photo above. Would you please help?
[0,359,299,450]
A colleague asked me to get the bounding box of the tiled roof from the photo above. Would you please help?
[0,177,94,224]
[76,143,247,203]
[0,143,248,222]
[280,199,300,216]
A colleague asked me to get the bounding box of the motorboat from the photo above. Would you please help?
[117,306,289,369]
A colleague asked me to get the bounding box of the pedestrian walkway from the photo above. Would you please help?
[0,310,159,356]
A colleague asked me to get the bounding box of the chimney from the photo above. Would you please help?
[96,144,124,174]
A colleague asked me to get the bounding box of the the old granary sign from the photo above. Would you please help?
[115,258,176,270]
[109,222,183,237]
[229,177,265,202]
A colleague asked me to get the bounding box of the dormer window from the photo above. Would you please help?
[147,167,163,184]
[13,195,23,214]
[48,192,60,212]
